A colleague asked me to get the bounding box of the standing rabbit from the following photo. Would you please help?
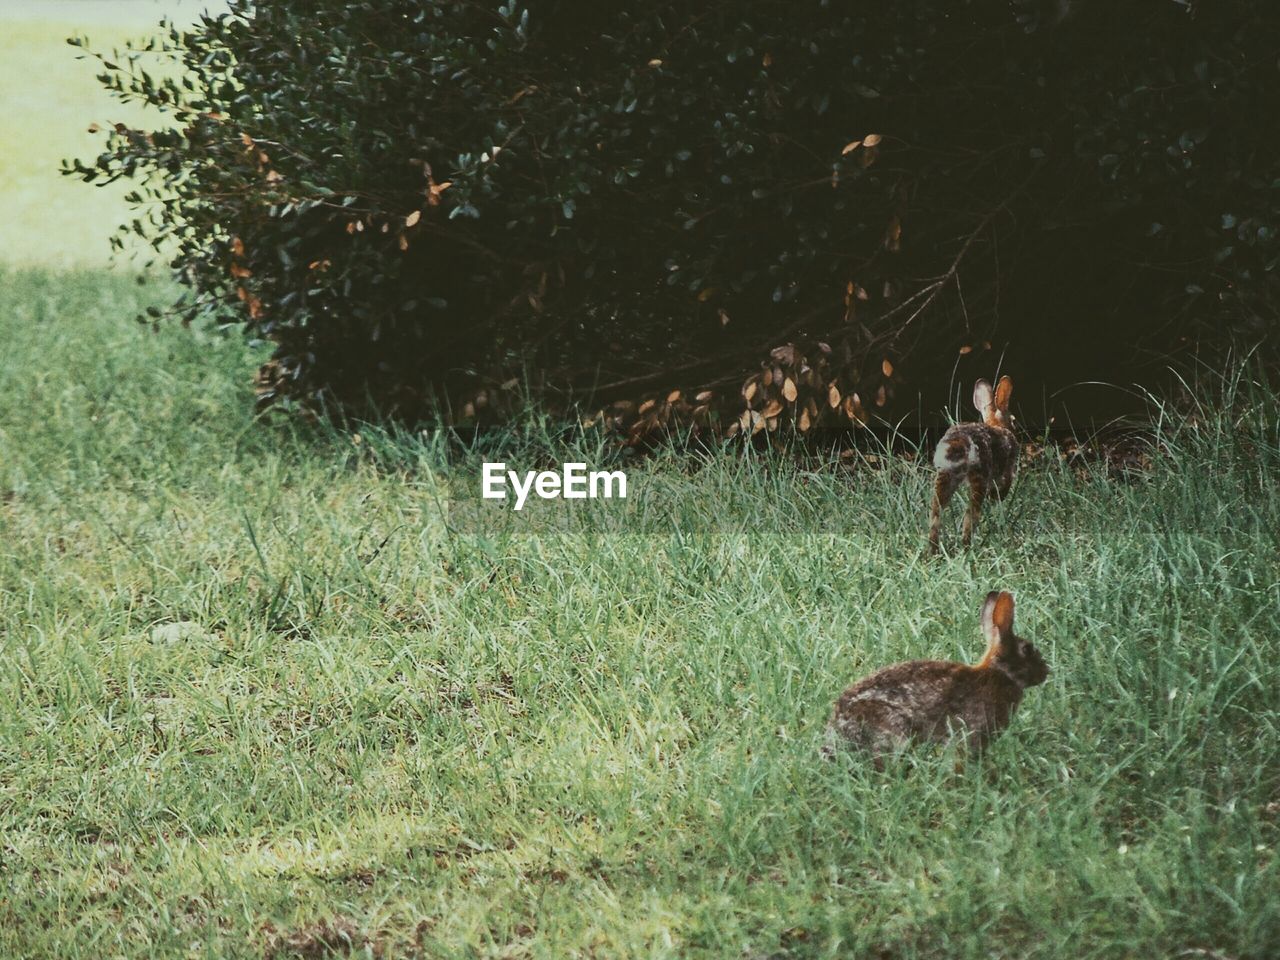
[826,591,1048,763]
[928,376,1018,554]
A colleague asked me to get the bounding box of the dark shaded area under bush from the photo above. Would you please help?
[68,0,1280,434]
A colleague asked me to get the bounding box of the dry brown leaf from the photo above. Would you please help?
[959,344,973,355]
[405,210,422,228]
[231,236,245,257]
[782,377,798,402]
[828,383,841,409]
[762,52,773,67]
[841,140,862,155]
[230,263,252,279]
[647,58,663,67]
[761,399,783,419]
[265,169,283,183]
[799,407,811,432]
[398,234,410,252]
[884,216,902,252]
[851,392,868,425]
[875,384,887,406]
[308,259,331,271]
[718,308,730,327]
[427,179,452,205]
[743,379,758,403]
[864,133,883,147]
[762,368,773,387]
[695,390,714,402]
[666,389,682,403]
[638,399,656,415]
[882,358,894,377]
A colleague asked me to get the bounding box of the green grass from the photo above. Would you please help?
[0,268,1277,959]
[1,10,1277,960]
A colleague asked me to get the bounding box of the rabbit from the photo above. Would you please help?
[928,376,1018,554]
[825,590,1047,763]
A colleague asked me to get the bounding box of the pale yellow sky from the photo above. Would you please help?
[0,1,233,26]
[0,1,236,266]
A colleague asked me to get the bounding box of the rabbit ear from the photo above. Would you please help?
[993,591,1016,645]
[973,380,994,417]
[980,591,1001,645]
[994,376,1013,411]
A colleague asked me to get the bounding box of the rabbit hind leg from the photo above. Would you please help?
[829,699,912,768]
[962,471,987,547]
[929,470,962,554]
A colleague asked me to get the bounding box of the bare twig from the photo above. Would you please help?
[868,167,1037,348]
[588,169,1038,397]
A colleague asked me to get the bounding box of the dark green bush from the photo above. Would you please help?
[68,0,1280,430]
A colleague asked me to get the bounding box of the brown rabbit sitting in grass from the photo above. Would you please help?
[929,376,1018,554]
[826,591,1047,764]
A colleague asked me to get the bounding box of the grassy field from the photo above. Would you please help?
[0,269,1278,958]
[1,8,1278,960]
